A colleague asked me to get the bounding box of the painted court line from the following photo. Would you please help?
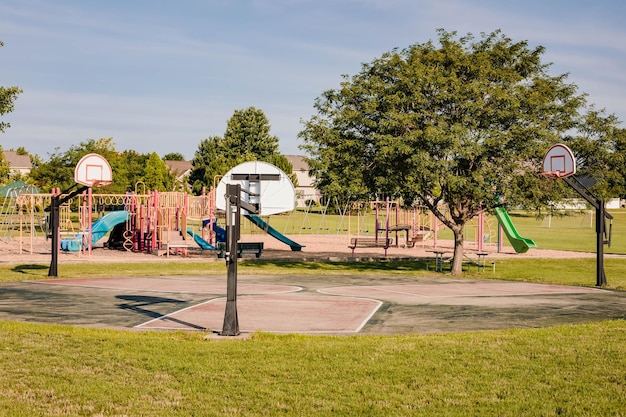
[29,277,302,295]
[319,282,605,299]
[136,294,383,334]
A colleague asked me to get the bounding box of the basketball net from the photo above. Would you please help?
[541,171,564,179]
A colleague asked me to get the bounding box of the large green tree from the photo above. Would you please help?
[142,152,174,191]
[190,107,295,194]
[114,149,149,193]
[189,135,231,194]
[300,29,622,274]
[222,107,281,160]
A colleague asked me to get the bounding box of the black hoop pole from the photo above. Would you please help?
[219,174,281,336]
[561,176,611,287]
[46,184,89,277]
[221,183,241,336]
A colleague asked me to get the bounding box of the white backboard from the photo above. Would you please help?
[216,161,295,215]
[75,153,113,187]
[542,144,576,178]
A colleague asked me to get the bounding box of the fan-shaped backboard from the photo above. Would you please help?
[542,144,576,178]
[75,153,113,187]
[216,161,295,215]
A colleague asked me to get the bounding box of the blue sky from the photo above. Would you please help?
[1,0,625,160]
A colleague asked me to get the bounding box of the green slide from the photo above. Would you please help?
[493,207,537,254]
[244,214,305,251]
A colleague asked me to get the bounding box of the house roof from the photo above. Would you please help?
[164,160,192,176]
[285,155,309,171]
[3,151,32,169]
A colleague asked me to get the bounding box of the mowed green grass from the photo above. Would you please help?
[0,321,624,416]
[1,209,626,415]
[4,256,626,289]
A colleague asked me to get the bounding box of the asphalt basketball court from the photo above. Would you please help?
[5,274,620,335]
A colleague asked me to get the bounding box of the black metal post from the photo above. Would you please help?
[562,176,611,287]
[221,184,241,336]
[218,173,280,336]
[596,201,607,287]
[48,194,60,277]
[46,184,89,277]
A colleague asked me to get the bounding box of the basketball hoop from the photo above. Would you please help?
[75,153,113,187]
[542,144,576,179]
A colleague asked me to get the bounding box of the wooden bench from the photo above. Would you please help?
[216,242,264,258]
[348,237,394,257]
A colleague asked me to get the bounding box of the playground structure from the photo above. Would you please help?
[0,182,309,257]
[1,184,534,258]
[1,187,215,256]
[345,197,501,253]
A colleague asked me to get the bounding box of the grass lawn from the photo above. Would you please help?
[3,256,626,289]
[0,320,624,416]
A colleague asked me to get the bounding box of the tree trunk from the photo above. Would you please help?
[450,225,465,275]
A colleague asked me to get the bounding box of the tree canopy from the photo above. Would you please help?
[190,107,294,194]
[163,152,185,161]
[299,29,624,274]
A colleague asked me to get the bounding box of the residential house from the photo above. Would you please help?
[164,160,192,189]
[285,155,320,207]
[2,151,32,177]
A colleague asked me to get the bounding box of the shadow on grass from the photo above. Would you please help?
[240,259,432,273]
[12,264,48,274]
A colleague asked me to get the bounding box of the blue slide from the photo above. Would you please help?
[186,228,216,251]
[61,211,130,251]
[244,214,305,252]
[202,219,226,243]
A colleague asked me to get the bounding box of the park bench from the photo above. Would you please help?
[348,237,394,257]
[216,242,264,258]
